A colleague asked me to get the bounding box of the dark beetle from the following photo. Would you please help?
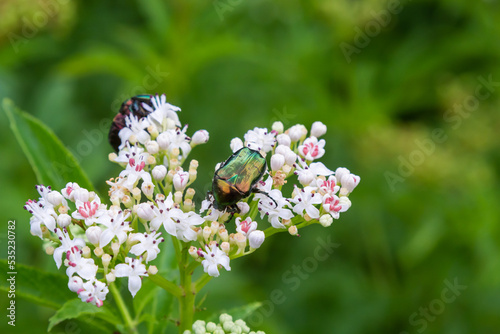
[108,95,154,152]
[211,147,275,214]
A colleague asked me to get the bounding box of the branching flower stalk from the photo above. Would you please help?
[24,94,360,333]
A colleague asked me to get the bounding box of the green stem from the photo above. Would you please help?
[178,243,195,333]
[194,273,212,293]
[147,273,182,298]
[110,283,136,332]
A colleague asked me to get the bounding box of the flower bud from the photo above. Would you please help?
[72,188,89,202]
[234,232,247,251]
[148,124,159,138]
[203,226,212,242]
[288,225,298,236]
[288,124,307,142]
[230,137,244,152]
[106,272,116,283]
[297,170,315,186]
[68,276,83,293]
[248,230,265,249]
[146,140,159,154]
[174,191,183,204]
[152,165,167,181]
[340,174,360,193]
[189,246,199,259]
[108,152,118,162]
[45,245,54,255]
[185,188,195,200]
[221,241,230,254]
[47,191,64,206]
[236,202,250,215]
[285,151,297,166]
[270,154,285,172]
[311,121,327,137]
[111,242,120,257]
[173,171,189,191]
[157,132,170,150]
[165,118,176,129]
[131,187,142,200]
[335,167,350,185]
[82,246,91,258]
[57,213,71,228]
[272,121,284,134]
[276,133,291,146]
[102,253,111,268]
[86,226,102,246]
[94,247,104,257]
[122,195,133,207]
[319,214,333,227]
[141,182,155,199]
[191,130,210,145]
[189,159,199,170]
[148,265,158,275]
[219,228,229,242]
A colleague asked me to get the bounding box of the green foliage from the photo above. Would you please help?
[1,0,500,333]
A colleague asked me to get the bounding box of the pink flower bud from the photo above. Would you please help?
[173,171,189,191]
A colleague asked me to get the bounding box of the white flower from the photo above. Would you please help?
[319,214,333,227]
[65,246,98,280]
[150,194,178,231]
[72,195,106,226]
[24,198,57,238]
[230,137,244,152]
[119,154,152,190]
[118,114,151,149]
[107,176,129,202]
[248,230,265,249]
[270,154,285,171]
[290,186,322,219]
[298,137,326,161]
[235,217,257,236]
[334,167,350,184]
[200,197,226,221]
[340,173,360,194]
[146,140,159,154]
[200,244,231,277]
[141,181,155,198]
[255,185,294,228]
[114,144,149,164]
[137,202,156,221]
[272,121,284,134]
[191,130,210,145]
[62,182,81,201]
[115,257,148,297]
[47,190,66,206]
[236,202,250,215]
[53,228,86,269]
[323,195,351,219]
[244,127,276,152]
[165,126,192,156]
[68,276,83,293]
[143,94,181,127]
[294,159,333,186]
[316,176,340,196]
[57,213,72,228]
[130,231,164,263]
[276,133,291,146]
[288,124,307,142]
[311,121,327,137]
[173,170,190,191]
[172,211,205,242]
[77,279,109,307]
[72,188,90,203]
[97,210,133,247]
[86,226,102,246]
[152,165,167,181]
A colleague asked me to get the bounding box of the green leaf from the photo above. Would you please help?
[48,299,121,331]
[0,260,73,309]
[2,98,94,191]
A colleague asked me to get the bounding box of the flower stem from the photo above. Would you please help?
[194,273,213,293]
[148,273,182,298]
[110,283,136,333]
[178,243,195,333]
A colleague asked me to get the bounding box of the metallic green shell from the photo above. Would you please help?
[212,147,267,209]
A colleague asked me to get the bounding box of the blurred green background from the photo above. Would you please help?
[1,0,500,333]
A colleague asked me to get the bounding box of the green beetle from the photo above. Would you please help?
[211,147,275,213]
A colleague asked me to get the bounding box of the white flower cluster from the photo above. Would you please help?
[24,94,360,310]
[184,314,265,334]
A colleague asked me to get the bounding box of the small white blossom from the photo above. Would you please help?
[230,137,244,152]
[200,244,231,277]
[65,246,98,280]
[173,170,190,191]
[146,140,159,154]
[143,94,181,127]
[276,133,291,147]
[115,257,148,297]
[57,213,72,228]
[244,127,276,152]
[298,137,326,161]
[119,154,152,190]
[130,231,164,262]
[323,194,351,219]
[118,114,151,149]
[137,202,156,221]
[270,154,285,171]
[272,121,284,134]
[340,173,360,194]
[77,279,109,307]
[97,210,133,247]
[61,182,81,201]
[68,276,83,293]
[248,230,265,249]
[311,121,327,137]
[290,186,322,219]
[53,228,86,269]
[288,124,307,142]
[235,217,257,236]
[24,199,57,238]
[316,175,340,196]
[85,226,102,246]
[294,159,333,186]
[72,195,106,226]
[165,126,191,156]
[191,130,210,145]
[152,165,167,181]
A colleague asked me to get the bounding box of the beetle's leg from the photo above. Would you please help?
[252,188,278,208]
[205,191,214,209]
[222,204,239,224]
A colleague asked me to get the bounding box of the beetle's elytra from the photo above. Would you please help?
[108,94,153,152]
[211,147,268,213]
